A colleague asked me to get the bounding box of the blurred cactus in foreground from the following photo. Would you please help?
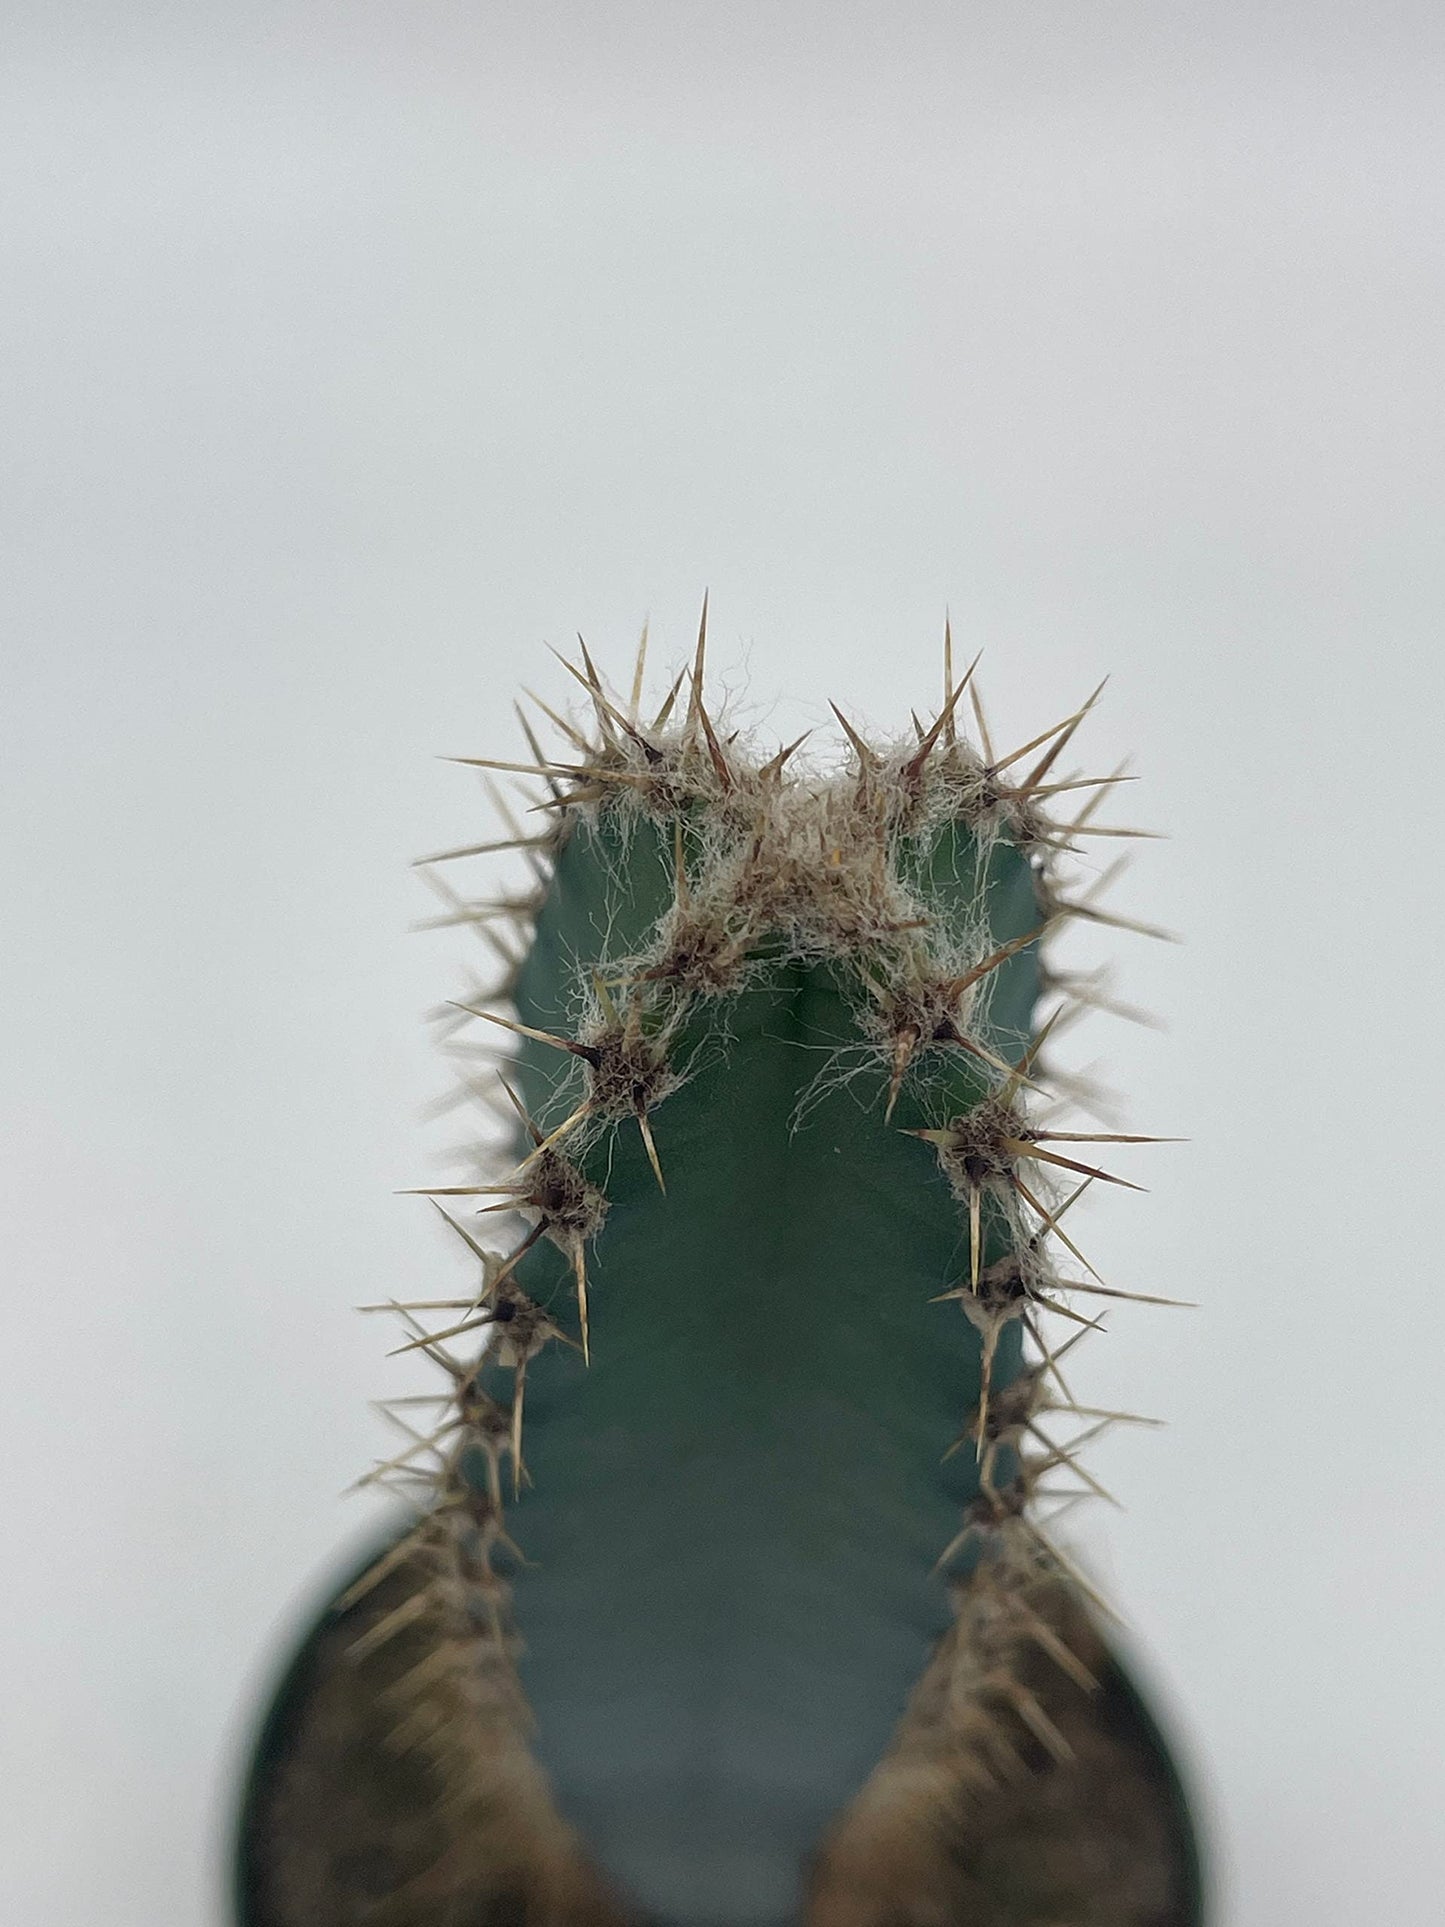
[237,607,1202,1927]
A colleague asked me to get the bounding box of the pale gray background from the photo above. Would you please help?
[4,5,1442,1922]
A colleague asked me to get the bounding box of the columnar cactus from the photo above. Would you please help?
[237,609,1202,1927]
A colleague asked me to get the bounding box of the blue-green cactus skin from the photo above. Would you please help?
[483,810,1039,1921]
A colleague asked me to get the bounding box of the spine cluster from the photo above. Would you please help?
[347,604,1176,1917]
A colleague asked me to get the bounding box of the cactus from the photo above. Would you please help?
[236,609,1202,1927]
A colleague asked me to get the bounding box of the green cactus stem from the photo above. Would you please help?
[236,611,1202,1927]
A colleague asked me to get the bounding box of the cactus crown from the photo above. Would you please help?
[239,606,1199,1927]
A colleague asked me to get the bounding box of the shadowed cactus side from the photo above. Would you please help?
[236,609,1203,1927]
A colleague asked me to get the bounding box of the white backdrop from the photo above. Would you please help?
[4,6,1443,1923]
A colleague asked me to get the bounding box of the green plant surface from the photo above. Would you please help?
[484,829,1038,1920]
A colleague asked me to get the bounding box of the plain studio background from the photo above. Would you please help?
[3,5,1442,1923]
